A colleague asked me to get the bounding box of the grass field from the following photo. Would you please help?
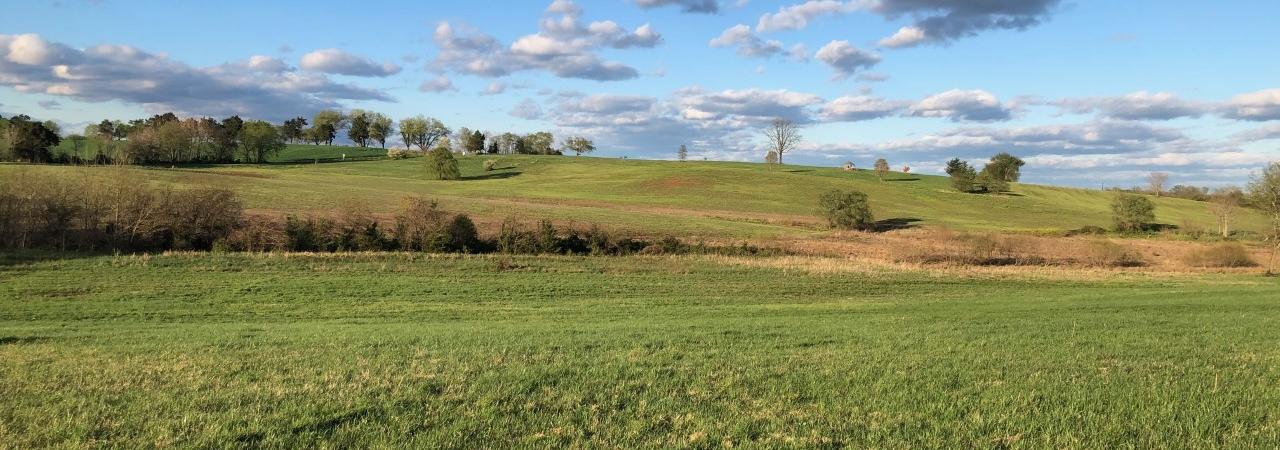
[2,252,1278,447]
[8,143,1270,240]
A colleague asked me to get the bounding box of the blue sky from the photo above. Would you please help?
[2,0,1279,187]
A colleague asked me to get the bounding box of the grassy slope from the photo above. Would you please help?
[7,143,1269,239]
[2,253,1278,447]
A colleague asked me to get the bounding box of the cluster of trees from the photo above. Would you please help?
[944,153,1025,193]
[3,109,597,167]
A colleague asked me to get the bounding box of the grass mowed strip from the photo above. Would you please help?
[2,253,1278,447]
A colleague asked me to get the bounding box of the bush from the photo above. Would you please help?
[165,187,243,250]
[394,196,450,251]
[283,216,338,252]
[387,148,414,160]
[1182,243,1256,268]
[944,158,977,192]
[1065,225,1108,237]
[483,160,498,171]
[425,146,460,180]
[1112,193,1156,232]
[1080,240,1145,267]
[818,189,874,231]
[214,216,286,252]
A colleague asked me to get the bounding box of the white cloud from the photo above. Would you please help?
[635,0,720,13]
[755,1,873,32]
[0,33,391,121]
[299,48,401,77]
[1222,88,1280,121]
[909,89,1012,122]
[819,95,904,121]
[878,26,926,48]
[1054,91,1207,120]
[815,40,880,79]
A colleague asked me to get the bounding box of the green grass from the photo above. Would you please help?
[1,253,1278,447]
[6,143,1271,240]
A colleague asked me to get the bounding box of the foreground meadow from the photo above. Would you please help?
[2,252,1278,448]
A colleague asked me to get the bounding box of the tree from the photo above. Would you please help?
[765,150,779,165]
[944,158,977,192]
[1208,186,1243,238]
[281,117,307,143]
[368,113,393,148]
[762,118,801,164]
[563,136,594,156]
[347,110,371,147]
[7,117,60,162]
[525,131,555,155]
[466,130,486,154]
[1147,172,1169,197]
[496,133,519,154]
[312,110,345,145]
[220,115,244,145]
[678,144,688,161]
[976,166,1009,193]
[239,121,286,163]
[487,140,500,154]
[425,144,461,180]
[985,153,1025,183]
[1112,193,1155,232]
[873,158,890,182]
[397,116,449,151]
[1247,162,1280,274]
[818,189,874,231]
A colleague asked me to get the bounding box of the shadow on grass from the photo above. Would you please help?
[871,217,922,232]
[0,251,104,268]
[463,171,522,181]
[885,177,921,182]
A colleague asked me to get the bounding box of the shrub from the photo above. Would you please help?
[945,158,977,193]
[1065,225,1108,237]
[445,215,480,252]
[1182,243,1257,268]
[394,196,450,251]
[387,148,414,160]
[1080,240,1145,267]
[165,187,243,250]
[818,189,874,231]
[483,159,498,171]
[214,216,286,252]
[1112,193,1156,232]
[425,146,460,180]
[283,216,338,252]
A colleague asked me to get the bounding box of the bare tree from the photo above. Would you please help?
[874,158,890,182]
[678,144,688,161]
[1248,162,1280,274]
[1208,186,1243,238]
[762,118,801,165]
[1147,172,1169,197]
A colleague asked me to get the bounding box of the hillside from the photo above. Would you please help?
[9,144,1269,240]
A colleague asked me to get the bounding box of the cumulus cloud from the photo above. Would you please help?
[756,0,873,32]
[0,33,391,121]
[815,40,880,79]
[635,0,719,13]
[819,95,904,121]
[1054,91,1207,120]
[751,0,1060,48]
[873,0,1062,48]
[877,121,1190,157]
[299,48,401,77]
[678,87,823,124]
[1222,88,1280,121]
[709,24,805,60]
[480,81,506,96]
[909,89,1013,122]
[431,0,659,82]
[418,75,456,93]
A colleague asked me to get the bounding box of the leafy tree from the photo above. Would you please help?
[818,189,874,231]
[486,140,500,154]
[765,150,778,165]
[281,117,307,143]
[525,131,555,155]
[41,120,61,137]
[496,132,519,154]
[312,110,345,145]
[347,109,371,147]
[985,152,1025,182]
[1112,193,1156,232]
[944,158,977,192]
[873,158,890,181]
[239,121,286,163]
[425,144,461,180]
[397,116,448,151]
[466,130,486,154]
[220,116,244,144]
[368,113,393,148]
[762,118,801,164]
[7,117,60,162]
[975,166,1009,193]
[563,136,595,156]
[1247,162,1280,274]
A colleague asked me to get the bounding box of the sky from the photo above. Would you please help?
[2,0,1279,187]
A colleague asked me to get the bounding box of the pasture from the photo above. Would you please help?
[2,253,1279,447]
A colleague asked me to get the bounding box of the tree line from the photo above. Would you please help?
[1,109,597,166]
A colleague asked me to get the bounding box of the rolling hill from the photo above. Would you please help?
[13,143,1268,240]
